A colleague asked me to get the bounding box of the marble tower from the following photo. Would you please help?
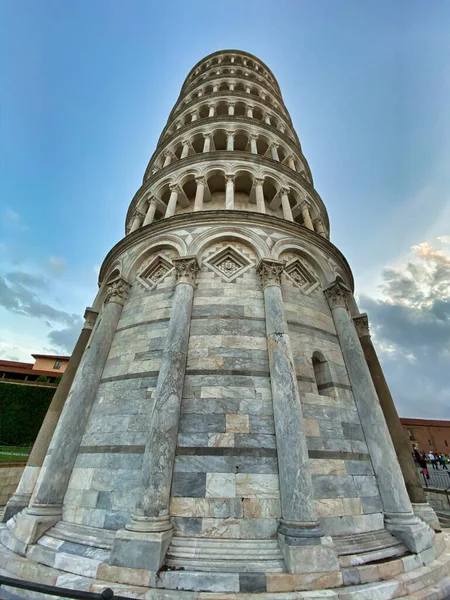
[2,50,449,599]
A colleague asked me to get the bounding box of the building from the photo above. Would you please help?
[401,417,450,454]
[2,50,448,598]
[0,354,69,385]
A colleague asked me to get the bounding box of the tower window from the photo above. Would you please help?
[54,360,62,369]
[311,351,333,397]
[407,429,415,441]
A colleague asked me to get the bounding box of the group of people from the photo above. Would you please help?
[413,449,449,479]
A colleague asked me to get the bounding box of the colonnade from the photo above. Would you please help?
[128,176,327,237]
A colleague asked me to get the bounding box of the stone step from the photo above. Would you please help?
[26,542,105,579]
[167,547,281,559]
[46,521,114,550]
[165,557,286,572]
[339,542,408,568]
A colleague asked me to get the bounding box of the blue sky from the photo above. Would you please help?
[1,1,449,418]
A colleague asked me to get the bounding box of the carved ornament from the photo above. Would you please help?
[257,258,285,288]
[173,256,199,287]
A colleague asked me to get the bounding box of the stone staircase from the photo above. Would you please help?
[436,510,450,529]
[165,536,285,572]
[334,528,408,568]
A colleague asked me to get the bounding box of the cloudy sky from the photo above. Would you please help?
[1,1,449,418]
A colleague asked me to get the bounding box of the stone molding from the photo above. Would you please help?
[99,211,353,291]
[104,278,131,306]
[257,258,285,287]
[172,256,199,287]
[353,313,370,338]
[323,279,352,310]
[83,307,99,330]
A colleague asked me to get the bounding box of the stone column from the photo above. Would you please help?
[202,133,211,153]
[257,259,340,575]
[213,84,218,92]
[353,314,440,531]
[143,198,157,226]
[165,184,179,218]
[2,308,98,522]
[181,140,190,158]
[225,174,235,209]
[247,106,254,118]
[226,130,234,151]
[281,187,294,221]
[12,279,130,547]
[129,210,144,233]
[191,111,198,122]
[288,155,296,170]
[110,257,199,572]
[271,143,280,161]
[265,114,271,125]
[194,176,206,212]
[300,201,314,231]
[323,280,434,554]
[163,152,172,167]
[250,134,258,154]
[208,104,215,117]
[254,178,266,214]
[314,217,327,238]
[228,102,235,116]
[229,82,235,91]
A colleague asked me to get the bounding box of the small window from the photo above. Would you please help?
[428,439,432,446]
[445,440,448,447]
[407,429,415,441]
[54,360,62,369]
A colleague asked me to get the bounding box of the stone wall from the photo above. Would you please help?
[425,487,450,512]
[0,463,25,507]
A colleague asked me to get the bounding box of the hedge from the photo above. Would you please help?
[0,382,55,446]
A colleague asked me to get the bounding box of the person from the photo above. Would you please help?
[440,454,448,470]
[428,451,438,469]
[415,449,430,480]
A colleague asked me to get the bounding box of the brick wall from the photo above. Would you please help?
[0,463,25,507]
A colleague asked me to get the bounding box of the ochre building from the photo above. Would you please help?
[401,418,450,454]
[2,50,449,599]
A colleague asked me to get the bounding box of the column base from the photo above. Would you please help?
[385,512,435,554]
[109,528,173,571]
[412,502,442,532]
[8,505,61,547]
[2,493,31,522]
[277,521,340,574]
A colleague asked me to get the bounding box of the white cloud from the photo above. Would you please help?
[48,256,67,277]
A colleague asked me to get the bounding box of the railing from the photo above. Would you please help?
[418,466,450,490]
[0,575,125,600]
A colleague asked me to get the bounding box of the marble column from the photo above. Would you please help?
[129,210,144,233]
[353,314,440,531]
[265,114,271,125]
[300,201,314,231]
[250,134,258,154]
[12,279,130,546]
[271,143,280,161]
[163,152,172,167]
[228,102,235,116]
[181,140,190,158]
[281,187,294,221]
[314,217,327,238]
[191,111,198,122]
[225,174,235,209]
[165,184,179,218]
[194,176,206,211]
[110,257,199,572]
[254,178,266,214]
[226,130,234,151]
[257,259,339,574]
[208,104,215,117]
[288,155,296,170]
[247,106,254,118]
[2,308,98,522]
[143,198,157,226]
[202,133,211,153]
[323,280,434,554]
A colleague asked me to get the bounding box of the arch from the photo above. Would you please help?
[188,225,270,261]
[126,236,186,282]
[312,351,334,397]
[272,239,332,284]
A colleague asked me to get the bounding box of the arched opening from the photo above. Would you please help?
[191,134,204,154]
[234,172,253,211]
[218,81,228,92]
[212,130,227,151]
[216,102,228,117]
[234,102,246,117]
[206,170,226,209]
[312,351,333,397]
[256,136,270,156]
[234,132,248,152]
[235,82,245,93]
[198,105,209,119]
[253,107,264,121]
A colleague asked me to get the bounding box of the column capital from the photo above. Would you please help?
[314,216,324,226]
[173,256,199,287]
[83,307,99,330]
[257,258,285,288]
[195,175,206,185]
[254,177,264,186]
[169,183,180,193]
[353,313,371,338]
[271,142,280,148]
[164,150,173,158]
[208,102,216,108]
[227,100,235,106]
[181,139,190,146]
[300,200,310,211]
[226,130,235,137]
[104,278,131,306]
[323,279,351,310]
[281,186,290,195]
[148,196,157,207]
[250,133,259,140]
[225,173,235,182]
[202,132,212,139]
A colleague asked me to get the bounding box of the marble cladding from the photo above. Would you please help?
[59,237,383,537]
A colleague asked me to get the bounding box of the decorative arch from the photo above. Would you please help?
[311,351,334,397]
[271,238,332,284]
[188,226,270,263]
[125,236,186,282]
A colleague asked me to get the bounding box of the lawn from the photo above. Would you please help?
[0,445,31,462]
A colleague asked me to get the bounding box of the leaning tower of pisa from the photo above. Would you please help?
[2,50,449,599]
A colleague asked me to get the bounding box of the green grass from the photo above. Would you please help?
[0,445,31,462]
